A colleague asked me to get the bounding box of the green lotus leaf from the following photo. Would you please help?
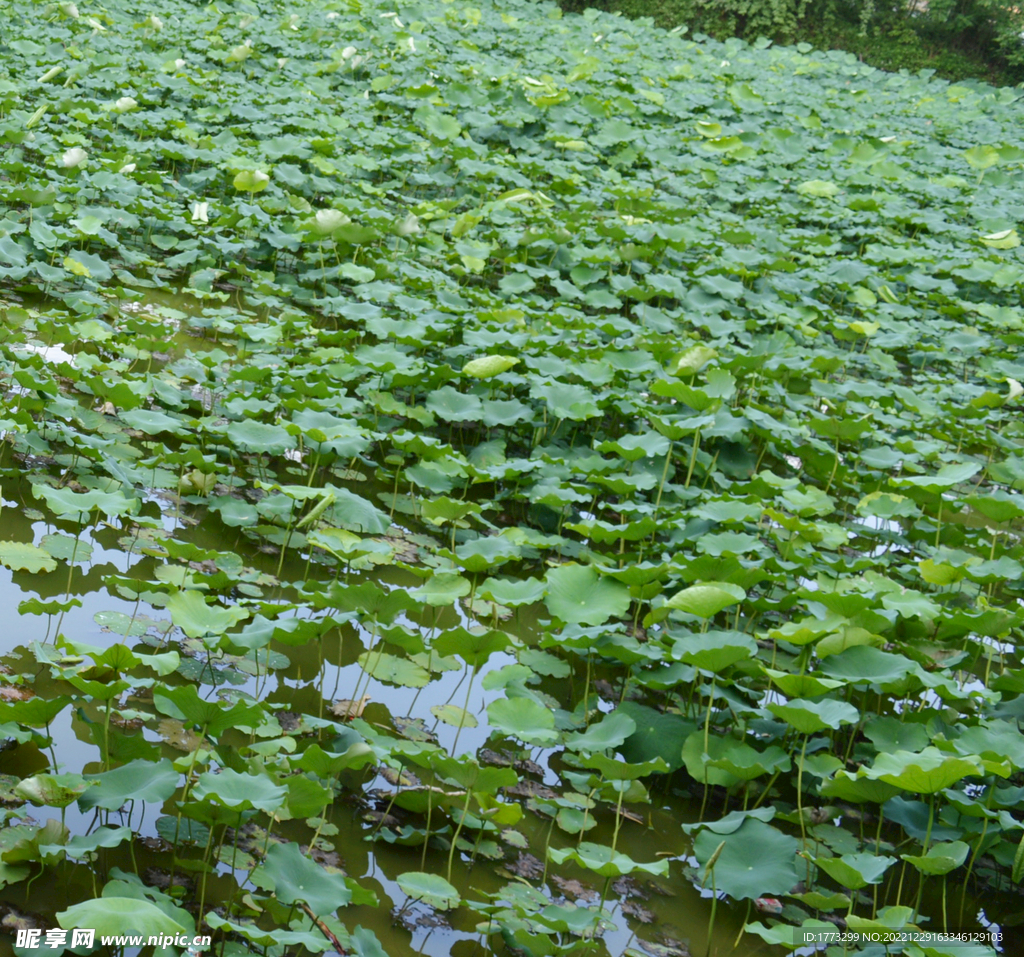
[357,651,430,688]
[560,711,635,754]
[462,355,520,378]
[227,419,294,454]
[152,684,263,738]
[487,697,557,745]
[79,759,179,811]
[430,704,478,728]
[891,461,982,492]
[861,748,984,794]
[672,630,757,673]
[746,920,836,950]
[479,576,546,607]
[232,169,270,193]
[167,589,251,639]
[192,769,287,813]
[42,534,93,564]
[707,742,791,781]
[58,898,187,939]
[410,572,472,606]
[42,826,132,860]
[544,563,629,625]
[664,581,745,618]
[15,773,93,808]
[33,485,137,519]
[902,841,970,876]
[120,408,189,436]
[580,751,669,781]
[0,541,57,574]
[395,871,461,909]
[616,702,693,771]
[814,852,897,890]
[258,842,351,916]
[548,841,669,878]
[694,819,799,900]
[291,743,376,777]
[432,625,509,670]
[768,698,860,735]
[762,667,845,698]
[820,770,903,805]
[796,179,839,198]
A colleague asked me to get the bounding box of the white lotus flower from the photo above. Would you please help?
[314,209,349,233]
[62,147,87,168]
[114,96,137,113]
[60,3,79,17]
[191,202,209,224]
[174,59,186,70]
[119,163,136,173]
[341,46,357,60]
[395,213,420,237]
[147,15,163,30]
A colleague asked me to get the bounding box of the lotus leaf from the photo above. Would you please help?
[258,842,351,916]
[862,748,984,794]
[462,355,520,378]
[767,699,859,735]
[487,697,557,745]
[0,542,57,574]
[694,819,799,900]
[902,841,970,876]
[665,582,745,618]
[814,852,896,889]
[395,871,461,910]
[58,898,187,938]
[548,841,669,878]
[543,563,630,625]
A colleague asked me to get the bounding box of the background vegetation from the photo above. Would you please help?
[554,0,1024,84]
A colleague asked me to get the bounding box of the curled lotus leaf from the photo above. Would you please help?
[462,355,520,378]
[232,169,270,193]
[664,582,745,618]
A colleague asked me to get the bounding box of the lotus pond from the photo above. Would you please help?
[3,1,1024,956]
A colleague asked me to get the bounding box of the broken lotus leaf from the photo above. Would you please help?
[15,773,94,808]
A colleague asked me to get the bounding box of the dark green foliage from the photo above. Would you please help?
[557,0,1024,84]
